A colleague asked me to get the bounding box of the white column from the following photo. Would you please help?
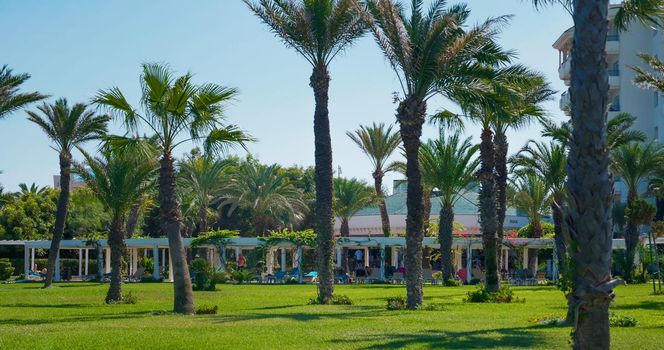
[336,247,342,268]
[364,247,369,267]
[152,245,160,280]
[84,249,89,276]
[168,250,173,282]
[23,246,29,276]
[454,249,462,272]
[31,248,35,271]
[131,248,138,276]
[379,245,385,281]
[266,248,274,274]
[54,250,61,282]
[78,249,83,277]
[220,245,227,271]
[391,247,398,267]
[235,247,241,262]
[105,248,111,273]
[503,249,509,271]
[522,247,529,272]
[466,246,472,283]
[280,248,286,272]
[161,248,166,269]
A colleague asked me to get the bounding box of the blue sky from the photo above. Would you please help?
[0,0,571,192]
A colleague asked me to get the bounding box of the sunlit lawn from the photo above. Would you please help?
[0,282,662,349]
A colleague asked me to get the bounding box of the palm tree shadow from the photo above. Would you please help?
[0,311,151,326]
[340,326,551,349]
[611,300,664,311]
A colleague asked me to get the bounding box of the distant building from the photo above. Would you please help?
[334,180,535,237]
[53,174,86,192]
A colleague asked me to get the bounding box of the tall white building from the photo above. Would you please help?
[553,4,664,142]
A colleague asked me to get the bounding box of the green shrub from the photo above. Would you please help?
[386,296,407,311]
[0,259,15,281]
[444,278,461,286]
[431,271,443,280]
[139,256,154,274]
[195,305,218,315]
[307,294,353,305]
[464,285,524,303]
[531,315,566,326]
[468,278,481,285]
[518,222,555,238]
[121,291,138,304]
[421,303,447,311]
[230,270,254,284]
[191,258,214,291]
[609,313,638,327]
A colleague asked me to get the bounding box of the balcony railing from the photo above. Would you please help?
[608,68,620,76]
[607,34,620,41]
[609,102,621,112]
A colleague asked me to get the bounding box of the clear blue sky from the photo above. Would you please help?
[0,0,571,192]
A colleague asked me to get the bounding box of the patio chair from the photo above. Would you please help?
[365,268,382,283]
[391,272,404,284]
[266,270,287,283]
[303,271,318,283]
[129,267,145,282]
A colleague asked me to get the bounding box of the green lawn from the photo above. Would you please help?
[0,282,662,349]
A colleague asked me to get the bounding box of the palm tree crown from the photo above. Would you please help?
[333,177,377,223]
[0,65,47,119]
[347,122,400,176]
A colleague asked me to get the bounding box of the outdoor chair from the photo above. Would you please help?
[266,270,286,283]
[129,267,145,282]
[391,272,404,284]
[303,271,318,283]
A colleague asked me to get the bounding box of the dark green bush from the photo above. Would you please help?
[468,278,481,285]
[230,270,254,284]
[308,294,353,305]
[195,305,218,315]
[0,259,15,281]
[609,313,638,327]
[386,296,407,310]
[444,278,461,286]
[464,285,524,303]
[121,291,138,304]
[191,258,215,291]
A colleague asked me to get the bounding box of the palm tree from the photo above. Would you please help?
[611,142,664,281]
[419,133,479,280]
[528,1,664,346]
[0,65,47,120]
[178,154,231,234]
[511,141,567,274]
[365,0,511,307]
[509,173,553,273]
[77,147,157,303]
[94,63,251,314]
[541,112,646,150]
[18,183,47,195]
[27,98,109,288]
[492,73,554,242]
[244,0,366,304]
[220,161,308,236]
[347,123,400,237]
[333,177,377,272]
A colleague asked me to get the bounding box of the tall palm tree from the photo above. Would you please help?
[508,173,552,273]
[27,98,109,288]
[347,122,400,237]
[511,141,567,273]
[18,183,47,195]
[244,0,366,303]
[365,0,511,307]
[419,133,479,280]
[492,73,554,242]
[77,147,157,303]
[94,63,251,314]
[459,65,545,292]
[0,65,47,120]
[611,142,664,281]
[178,154,231,234]
[529,1,663,346]
[220,161,308,236]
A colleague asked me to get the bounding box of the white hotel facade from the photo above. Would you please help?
[554,4,664,200]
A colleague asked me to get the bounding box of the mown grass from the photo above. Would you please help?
[0,282,662,349]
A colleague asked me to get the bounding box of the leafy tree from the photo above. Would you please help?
[244,0,366,303]
[0,188,57,240]
[419,133,479,280]
[611,142,664,281]
[77,146,158,303]
[65,187,110,239]
[347,122,400,236]
[94,63,251,314]
[333,177,377,237]
[220,161,308,236]
[0,65,47,120]
[27,98,109,287]
[365,0,510,307]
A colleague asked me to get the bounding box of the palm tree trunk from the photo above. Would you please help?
[125,199,142,239]
[624,190,639,281]
[494,131,508,241]
[311,64,334,304]
[439,201,455,280]
[106,213,126,303]
[198,204,209,235]
[373,171,391,237]
[44,152,72,288]
[341,219,350,274]
[423,190,432,235]
[159,153,195,315]
[552,201,566,274]
[479,127,500,293]
[568,1,614,347]
[397,96,426,309]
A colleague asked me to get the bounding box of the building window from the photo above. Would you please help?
[609,95,621,112]
[609,62,620,76]
[608,26,620,41]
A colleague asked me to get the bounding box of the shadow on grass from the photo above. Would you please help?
[0,303,87,309]
[611,300,664,311]
[0,310,151,326]
[339,326,550,349]
[212,308,394,324]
